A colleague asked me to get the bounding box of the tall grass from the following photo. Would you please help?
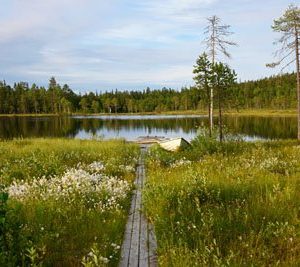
[0,138,139,266]
[0,138,139,186]
[144,139,300,266]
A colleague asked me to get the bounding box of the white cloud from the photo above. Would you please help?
[140,0,217,17]
[0,0,295,90]
[0,0,111,42]
[23,63,193,89]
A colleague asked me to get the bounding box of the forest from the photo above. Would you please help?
[0,73,297,114]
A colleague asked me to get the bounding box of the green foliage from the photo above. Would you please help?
[211,62,237,141]
[211,62,237,96]
[193,53,211,102]
[0,73,297,115]
[235,73,297,109]
[191,128,243,156]
[144,140,300,266]
[0,191,8,260]
[147,145,181,167]
[272,4,300,34]
[147,128,245,166]
[193,55,237,109]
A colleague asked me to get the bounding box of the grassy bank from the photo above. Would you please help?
[0,108,297,117]
[0,114,62,117]
[0,111,207,117]
[0,138,139,266]
[224,109,297,117]
[144,139,300,266]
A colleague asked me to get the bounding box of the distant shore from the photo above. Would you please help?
[0,109,297,117]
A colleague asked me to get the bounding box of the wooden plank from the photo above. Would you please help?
[119,188,137,267]
[128,174,142,266]
[136,163,142,189]
[139,159,149,267]
[148,223,158,267]
[127,160,142,266]
[139,213,149,266]
[119,148,158,267]
[119,160,141,267]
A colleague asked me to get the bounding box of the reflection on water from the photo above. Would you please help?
[223,116,297,140]
[0,115,297,141]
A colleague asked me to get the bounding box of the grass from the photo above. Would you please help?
[144,138,300,266]
[0,138,139,266]
[0,108,297,117]
[224,109,297,117]
[0,114,62,117]
[1,136,300,266]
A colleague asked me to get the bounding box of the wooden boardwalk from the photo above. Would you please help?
[119,147,157,267]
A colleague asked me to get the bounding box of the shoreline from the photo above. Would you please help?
[0,109,297,117]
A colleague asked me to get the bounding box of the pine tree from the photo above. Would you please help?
[193,53,212,135]
[267,4,300,140]
[211,62,237,141]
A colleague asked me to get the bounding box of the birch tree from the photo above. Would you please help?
[267,4,300,140]
[203,15,237,135]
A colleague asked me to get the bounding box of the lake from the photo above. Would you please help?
[0,115,297,141]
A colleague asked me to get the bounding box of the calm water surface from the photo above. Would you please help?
[0,115,297,141]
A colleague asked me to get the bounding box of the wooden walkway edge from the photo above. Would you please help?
[119,147,157,267]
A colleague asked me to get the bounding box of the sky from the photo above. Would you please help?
[0,0,297,92]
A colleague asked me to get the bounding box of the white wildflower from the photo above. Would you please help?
[170,158,192,168]
[88,161,105,172]
[6,162,130,213]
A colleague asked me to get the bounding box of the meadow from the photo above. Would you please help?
[1,135,300,267]
[0,138,139,266]
[144,137,300,266]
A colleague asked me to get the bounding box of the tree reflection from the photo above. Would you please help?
[0,116,297,140]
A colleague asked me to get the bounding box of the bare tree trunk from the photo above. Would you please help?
[218,87,223,142]
[209,20,216,136]
[295,30,300,140]
[207,87,211,136]
[210,87,213,135]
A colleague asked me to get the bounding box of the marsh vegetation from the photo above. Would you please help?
[144,136,300,266]
[0,139,139,266]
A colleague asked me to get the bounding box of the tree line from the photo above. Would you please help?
[234,73,297,109]
[0,73,297,115]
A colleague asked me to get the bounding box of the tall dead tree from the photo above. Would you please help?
[267,4,300,140]
[203,15,237,136]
